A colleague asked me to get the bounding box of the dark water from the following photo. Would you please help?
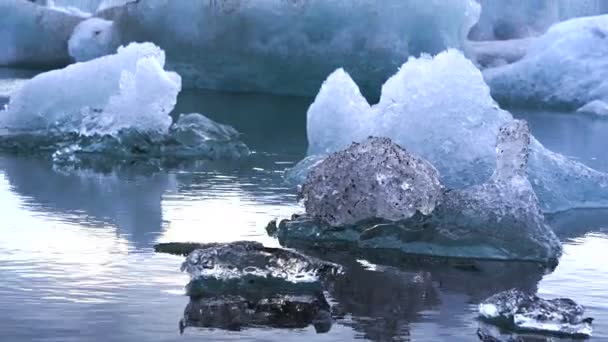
[0,71,607,341]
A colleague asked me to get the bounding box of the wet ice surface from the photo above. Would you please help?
[0,85,607,341]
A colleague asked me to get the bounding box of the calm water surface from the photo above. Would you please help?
[0,70,607,341]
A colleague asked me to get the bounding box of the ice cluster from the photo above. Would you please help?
[479,289,593,337]
[293,49,608,213]
[301,137,443,226]
[470,0,608,40]
[485,15,608,112]
[277,121,562,264]
[94,0,479,95]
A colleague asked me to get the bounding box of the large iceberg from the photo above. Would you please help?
[0,0,86,67]
[292,49,608,213]
[485,15,608,112]
[470,0,608,40]
[95,0,480,95]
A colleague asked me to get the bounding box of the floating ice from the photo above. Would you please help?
[469,38,534,68]
[277,121,562,264]
[178,241,342,284]
[1,42,179,136]
[479,289,593,337]
[293,49,608,213]
[0,0,86,67]
[485,15,608,111]
[577,100,608,117]
[68,18,121,62]
[97,0,479,95]
[470,0,608,40]
[301,137,443,226]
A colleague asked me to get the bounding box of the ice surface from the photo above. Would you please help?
[301,137,443,226]
[0,0,86,67]
[470,0,608,40]
[180,241,342,283]
[278,121,562,264]
[97,0,479,95]
[485,15,608,111]
[479,289,593,337]
[68,18,121,62]
[295,49,608,213]
[1,42,179,136]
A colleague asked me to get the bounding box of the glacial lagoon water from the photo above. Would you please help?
[0,69,607,341]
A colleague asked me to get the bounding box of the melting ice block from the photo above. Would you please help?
[1,42,180,136]
[292,49,608,213]
[97,0,480,95]
[278,121,562,264]
[301,137,443,226]
[485,15,608,111]
[479,289,593,337]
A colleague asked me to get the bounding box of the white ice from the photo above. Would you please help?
[97,0,480,95]
[297,49,608,212]
[68,18,121,62]
[485,15,608,111]
[0,42,181,136]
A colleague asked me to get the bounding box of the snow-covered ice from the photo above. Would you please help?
[485,15,608,111]
[292,49,608,213]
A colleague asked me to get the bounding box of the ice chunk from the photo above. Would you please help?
[1,42,180,136]
[295,49,608,213]
[470,0,608,40]
[485,15,608,111]
[278,121,562,264]
[68,18,121,62]
[97,0,480,95]
[577,100,608,117]
[479,289,593,337]
[301,137,443,226]
[179,241,342,283]
[0,0,86,67]
[469,38,534,69]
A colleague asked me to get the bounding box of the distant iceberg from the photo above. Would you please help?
[290,50,608,212]
[96,0,480,95]
[485,15,608,111]
[470,0,608,40]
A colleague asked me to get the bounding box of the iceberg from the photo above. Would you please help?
[485,15,608,111]
[276,121,562,264]
[479,289,593,337]
[293,49,608,213]
[0,0,86,67]
[470,0,608,40]
[300,137,443,226]
[97,0,480,95]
